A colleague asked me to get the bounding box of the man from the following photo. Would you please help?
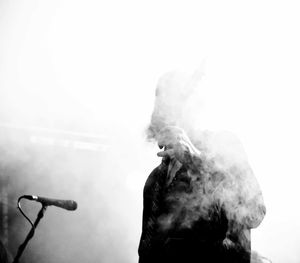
[138,72,266,263]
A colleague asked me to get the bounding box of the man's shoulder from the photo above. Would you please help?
[143,164,167,196]
[145,164,167,185]
[149,163,168,179]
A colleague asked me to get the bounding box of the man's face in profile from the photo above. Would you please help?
[148,72,195,140]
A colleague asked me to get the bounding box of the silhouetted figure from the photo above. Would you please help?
[138,73,266,263]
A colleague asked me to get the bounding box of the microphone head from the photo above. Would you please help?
[20,195,78,211]
[66,200,78,211]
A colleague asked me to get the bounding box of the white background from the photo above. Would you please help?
[1,1,300,262]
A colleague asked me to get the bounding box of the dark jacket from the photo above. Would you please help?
[138,158,266,263]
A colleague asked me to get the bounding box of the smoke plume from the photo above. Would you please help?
[147,70,266,257]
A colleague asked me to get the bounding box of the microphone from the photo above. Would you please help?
[21,195,78,211]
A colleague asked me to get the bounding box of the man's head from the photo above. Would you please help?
[147,71,198,140]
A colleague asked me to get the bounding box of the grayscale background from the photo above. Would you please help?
[0,1,299,262]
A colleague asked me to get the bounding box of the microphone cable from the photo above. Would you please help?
[17,195,35,235]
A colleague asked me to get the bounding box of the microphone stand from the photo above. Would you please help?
[12,204,47,263]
